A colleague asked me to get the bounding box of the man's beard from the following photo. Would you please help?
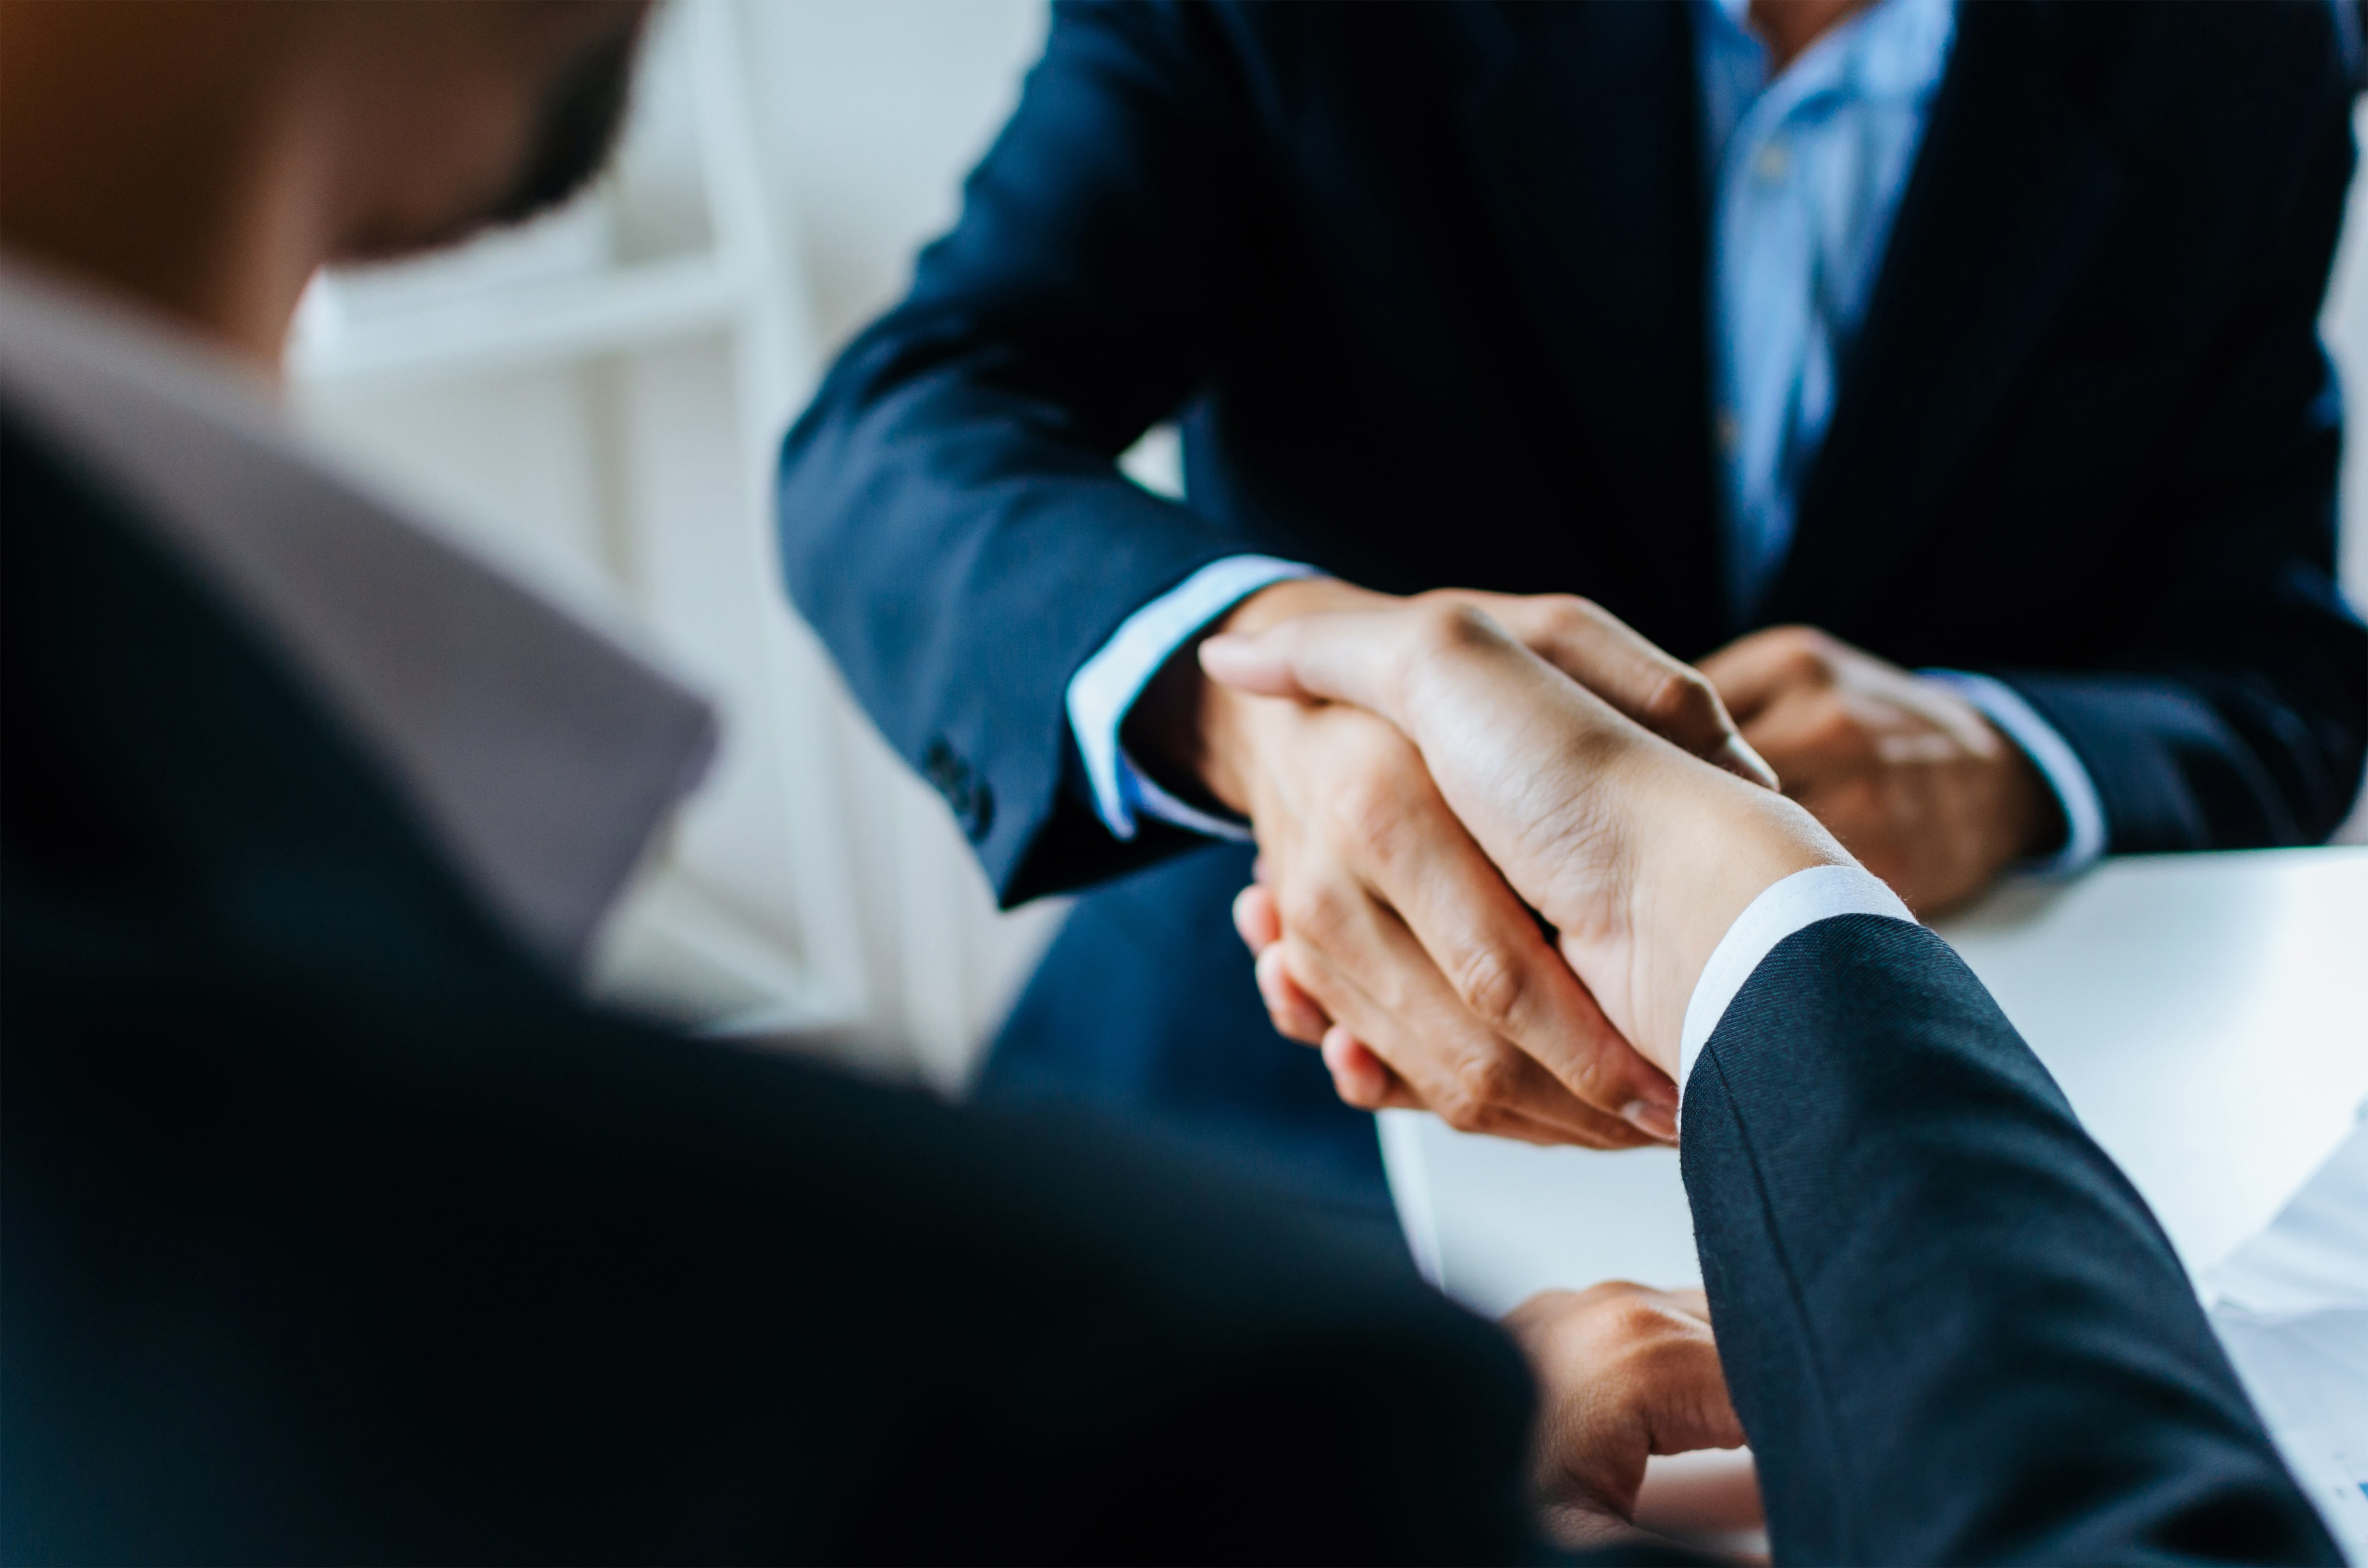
[481,18,641,229]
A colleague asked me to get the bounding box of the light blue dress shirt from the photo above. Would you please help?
[1066,0,2104,874]
[1697,0,1953,621]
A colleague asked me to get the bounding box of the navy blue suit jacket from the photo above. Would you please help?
[779,1,2368,1196]
[3,405,2342,1564]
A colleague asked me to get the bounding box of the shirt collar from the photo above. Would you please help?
[1698,0,1955,107]
[0,253,716,972]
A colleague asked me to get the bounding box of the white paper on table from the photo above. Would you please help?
[2203,1106,2368,1563]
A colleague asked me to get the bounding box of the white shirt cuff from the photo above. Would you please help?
[1920,670,2108,876]
[1065,555,1316,840]
[1678,864,1916,1094]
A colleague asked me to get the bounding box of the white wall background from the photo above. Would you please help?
[291,0,2368,1091]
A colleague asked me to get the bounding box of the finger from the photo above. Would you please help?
[1216,604,1645,919]
[1284,927,1629,1143]
[1646,1336,1747,1457]
[1291,936,1628,1144]
[1324,1023,1620,1146]
[1233,882,1282,953]
[1341,751,1680,1134]
[1735,685,1878,794]
[1307,991,1578,1139]
[1710,732,1781,791]
[1200,607,1413,714]
[1449,592,1777,790]
[1255,943,1333,1045]
[1631,1450,1764,1542]
[1697,625,1835,724]
[1276,918,1661,1149]
[1321,1026,1411,1111]
[1777,778,1910,901]
[1206,600,1678,793]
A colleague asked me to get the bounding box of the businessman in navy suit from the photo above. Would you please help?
[779,0,2368,1207]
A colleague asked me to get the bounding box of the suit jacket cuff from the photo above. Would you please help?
[1678,864,1916,1097]
[1921,669,2108,875]
[1064,554,1313,840]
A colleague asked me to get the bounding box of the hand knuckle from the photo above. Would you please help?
[1327,769,1407,852]
[1452,1047,1519,1112]
[1277,877,1351,943]
[1434,1085,1491,1134]
[1809,704,1863,749]
[1412,600,1500,660]
[1786,630,1840,674]
[1537,594,1588,635]
[1561,1049,1613,1107]
[1642,668,1723,740]
[1451,943,1529,1031]
[1598,1296,1676,1347]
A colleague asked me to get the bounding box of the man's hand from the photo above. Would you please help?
[1504,1283,1746,1550]
[1699,627,2060,915]
[1130,578,1772,1145]
[1200,600,1845,1074]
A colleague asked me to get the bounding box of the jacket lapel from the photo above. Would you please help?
[1764,0,2122,632]
[1446,2,1728,655]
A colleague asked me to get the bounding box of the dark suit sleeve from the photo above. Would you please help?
[1681,915,2341,1565]
[1985,29,2366,852]
[776,0,1272,904]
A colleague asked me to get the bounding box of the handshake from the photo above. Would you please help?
[1132,576,2058,1148]
[1153,587,2051,1544]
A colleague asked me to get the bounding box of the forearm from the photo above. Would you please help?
[2028,26,2368,855]
[1680,916,2339,1564]
[775,0,1271,900]
[1996,662,2367,852]
[1124,575,1394,815]
[779,348,1256,899]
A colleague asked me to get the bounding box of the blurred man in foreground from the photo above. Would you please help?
[0,1,2341,1561]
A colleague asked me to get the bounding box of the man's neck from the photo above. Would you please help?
[0,5,322,371]
[1748,0,1876,72]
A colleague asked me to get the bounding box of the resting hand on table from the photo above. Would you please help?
[1200,599,1848,1079]
[1129,577,1774,1145]
[1699,626,2060,916]
[1505,1283,1747,1550]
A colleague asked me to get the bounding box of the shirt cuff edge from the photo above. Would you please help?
[1064,555,1316,843]
[1676,864,1916,1107]
[1920,669,2109,877]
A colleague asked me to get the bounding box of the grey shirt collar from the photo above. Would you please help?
[0,255,716,970]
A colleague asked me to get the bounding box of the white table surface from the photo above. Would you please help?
[1381,846,2368,1317]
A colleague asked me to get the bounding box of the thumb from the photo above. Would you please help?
[1195,626,1312,699]
[1198,609,1412,715]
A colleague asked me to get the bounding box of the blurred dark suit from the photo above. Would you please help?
[0,322,1537,1562]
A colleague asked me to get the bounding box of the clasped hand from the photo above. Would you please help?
[1131,578,1782,1146]
[1140,577,2055,1145]
[1192,591,1841,1093]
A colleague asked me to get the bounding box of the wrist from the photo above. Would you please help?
[1612,765,1845,1078]
[1993,738,2062,863]
[1125,575,1393,814]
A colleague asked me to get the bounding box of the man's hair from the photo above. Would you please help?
[481,17,641,231]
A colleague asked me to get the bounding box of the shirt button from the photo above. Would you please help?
[1717,412,1741,453]
[1753,141,1790,182]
